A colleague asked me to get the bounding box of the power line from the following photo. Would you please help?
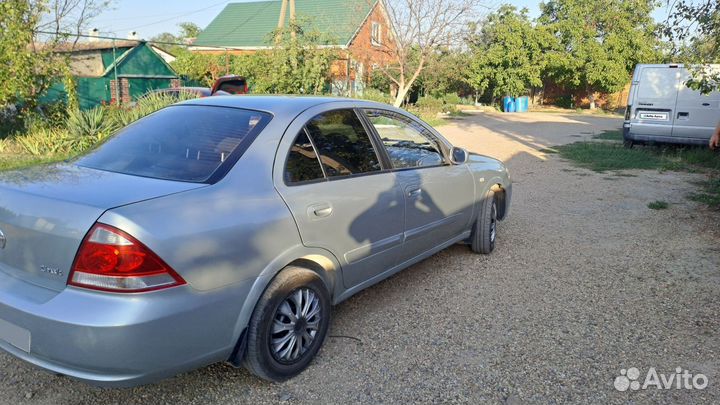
[35,29,231,50]
[115,0,232,32]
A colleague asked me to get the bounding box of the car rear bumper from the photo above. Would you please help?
[0,270,254,387]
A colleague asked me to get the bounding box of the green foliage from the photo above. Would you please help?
[664,0,719,92]
[0,0,63,109]
[1,92,186,165]
[255,22,337,94]
[419,50,473,98]
[367,69,394,93]
[467,6,549,99]
[442,93,462,106]
[172,20,336,95]
[360,89,394,104]
[557,141,720,173]
[539,0,661,101]
[647,200,669,210]
[689,177,720,209]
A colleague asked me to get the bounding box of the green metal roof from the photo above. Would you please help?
[194,0,377,48]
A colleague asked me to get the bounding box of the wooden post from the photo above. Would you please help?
[289,0,296,39]
[277,0,288,29]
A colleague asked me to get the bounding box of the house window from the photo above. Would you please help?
[371,22,382,46]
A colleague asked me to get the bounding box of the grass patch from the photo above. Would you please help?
[556,142,665,172]
[648,200,669,210]
[689,178,720,209]
[593,130,623,141]
[556,142,720,173]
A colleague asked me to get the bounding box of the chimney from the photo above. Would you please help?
[89,28,100,42]
[127,31,139,40]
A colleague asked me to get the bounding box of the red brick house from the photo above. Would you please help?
[190,0,396,96]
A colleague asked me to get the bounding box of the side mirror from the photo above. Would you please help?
[450,147,469,164]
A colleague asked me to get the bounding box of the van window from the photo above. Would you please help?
[637,68,678,100]
[677,70,720,103]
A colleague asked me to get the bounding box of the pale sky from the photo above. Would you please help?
[89,0,672,41]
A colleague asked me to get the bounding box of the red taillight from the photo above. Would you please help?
[69,224,186,293]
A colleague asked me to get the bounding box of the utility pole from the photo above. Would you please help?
[276,0,296,41]
[277,0,288,29]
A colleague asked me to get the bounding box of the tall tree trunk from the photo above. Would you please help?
[393,84,409,107]
[392,57,426,108]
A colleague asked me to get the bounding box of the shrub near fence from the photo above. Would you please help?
[0,92,196,172]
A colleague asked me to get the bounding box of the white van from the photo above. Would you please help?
[624,64,720,147]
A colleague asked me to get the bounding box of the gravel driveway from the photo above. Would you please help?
[1,112,718,404]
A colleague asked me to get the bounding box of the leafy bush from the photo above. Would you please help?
[66,107,114,143]
[442,93,462,106]
[1,91,188,167]
[416,95,444,111]
[360,89,394,104]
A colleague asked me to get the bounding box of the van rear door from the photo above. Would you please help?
[631,66,680,138]
[672,68,720,141]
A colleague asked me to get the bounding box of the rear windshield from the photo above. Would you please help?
[77,105,271,183]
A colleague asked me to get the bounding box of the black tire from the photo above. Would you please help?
[623,139,634,149]
[243,267,331,382]
[471,189,497,254]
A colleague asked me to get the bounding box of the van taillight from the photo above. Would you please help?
[624,105,632,120]
[69,224,186,293]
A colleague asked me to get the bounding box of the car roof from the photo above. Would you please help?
[176,95,387,116]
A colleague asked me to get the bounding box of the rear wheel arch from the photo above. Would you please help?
[241,265,332,381]
[228,252,339,366]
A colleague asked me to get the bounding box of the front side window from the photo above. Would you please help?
[304,109,381,178]
[363,109,444,169]
[78,105,271,183]
[285,130,325,184]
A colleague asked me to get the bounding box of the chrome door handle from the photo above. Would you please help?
[307,203,333,219]
[314,207,333,217]
[407,188,422,197]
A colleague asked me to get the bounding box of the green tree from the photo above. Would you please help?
[172,21,336,94]
[419,49,472,98]
[466,6,550,101]
[178,22,202,40]
[664,0,719,93]
[254,22,336,94]
[539,0,661,109]
[0,0,61,109]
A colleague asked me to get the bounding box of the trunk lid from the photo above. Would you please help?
[0,164,206,292]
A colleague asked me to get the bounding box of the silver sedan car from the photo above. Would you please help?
[0,96,511,387]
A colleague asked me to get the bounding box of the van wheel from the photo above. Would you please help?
[623,139,634,149]
[243,267,331,382]
[471,189,497,254]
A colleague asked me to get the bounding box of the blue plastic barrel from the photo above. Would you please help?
[503,96,515,112]
[515,96,529,113]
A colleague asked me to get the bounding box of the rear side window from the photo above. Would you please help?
[285,130,325,183]
[304,109,381,178]
[78,105,271,183]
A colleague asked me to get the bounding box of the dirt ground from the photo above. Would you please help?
[0,112,718,404]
